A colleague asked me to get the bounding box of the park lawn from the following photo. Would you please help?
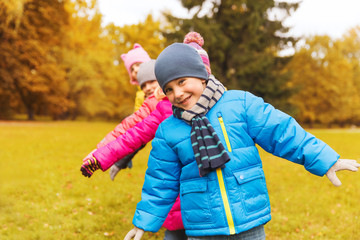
[0,121,359,239]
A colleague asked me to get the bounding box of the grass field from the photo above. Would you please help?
[0,121,359,239]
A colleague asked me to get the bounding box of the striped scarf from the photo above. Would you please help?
[173,76,230,177]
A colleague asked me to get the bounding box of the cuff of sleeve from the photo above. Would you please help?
[305,144,340,176]
[93,147,113,171]
[132,209,166,233]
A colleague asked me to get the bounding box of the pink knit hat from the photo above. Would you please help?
[183,32,211,76]
[121,43,151,85]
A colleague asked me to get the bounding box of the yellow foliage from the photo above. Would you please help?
[0,1,165,120]
[286,33,360,126]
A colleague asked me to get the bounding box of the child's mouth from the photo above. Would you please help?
[179,95,191,105]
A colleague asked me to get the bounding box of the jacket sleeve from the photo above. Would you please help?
[132,124,182,232]
[97,95,159,148]
[244,91,339,176]
[93,100,172,171]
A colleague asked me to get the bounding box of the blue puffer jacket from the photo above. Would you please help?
[133,90,339,237]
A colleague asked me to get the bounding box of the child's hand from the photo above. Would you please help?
[124,227,144,240]
[80,157,101,178]
[326,159,360,186]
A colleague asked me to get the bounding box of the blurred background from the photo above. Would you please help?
[1,1,360,239]
[1,0,360,127]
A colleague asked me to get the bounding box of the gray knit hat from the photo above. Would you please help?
[155,43,208,91]
[137,59,156,87]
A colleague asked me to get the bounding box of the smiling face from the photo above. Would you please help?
[141,80,159,98]
[164,77,207,110]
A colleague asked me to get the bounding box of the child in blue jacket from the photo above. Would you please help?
[124,42,360,239]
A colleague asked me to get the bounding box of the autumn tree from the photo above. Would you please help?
[62,3,166,120]
[286,35,360,126]
[340,26,360,124]
[0,1,23,118]
[0,0,71,120]
[0,1,167,121]
[61,0,122,120]
[163,0,299,111]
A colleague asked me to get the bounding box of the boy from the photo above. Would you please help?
[124,43,359,239]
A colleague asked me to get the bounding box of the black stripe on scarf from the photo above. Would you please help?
[190,114,230,176]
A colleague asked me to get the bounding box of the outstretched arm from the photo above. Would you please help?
[244,92,360,183]
[93,100,172,171]
[81,95,159,170]
[80,99,172,177]
[326,159,360,186]
[245,91,339,176]
[97,95,159,148]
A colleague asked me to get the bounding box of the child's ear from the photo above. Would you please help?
[201,79,207,85]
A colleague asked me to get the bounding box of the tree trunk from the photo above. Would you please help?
[27,107,34,120]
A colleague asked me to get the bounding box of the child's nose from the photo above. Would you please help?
[173,87,183,99]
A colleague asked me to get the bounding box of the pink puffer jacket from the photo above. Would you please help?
[97,94,159,148]
[93,98,183,231]
[94,98,172,170]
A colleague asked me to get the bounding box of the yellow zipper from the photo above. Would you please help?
[217,116,235,234]
[218,117,232,152]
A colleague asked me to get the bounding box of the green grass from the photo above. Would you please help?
[0,122,359,239]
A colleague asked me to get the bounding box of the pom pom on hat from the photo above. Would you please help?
[184,32,204,47]
[121,43,151,85]
[184,32,204,46]
[183,32,211,75]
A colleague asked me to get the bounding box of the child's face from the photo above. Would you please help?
[130,62,141,82]
[164,77,206,110]
[141,80,160,99]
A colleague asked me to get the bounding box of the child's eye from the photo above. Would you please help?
[178,79,186,85]
[164,88,172,94]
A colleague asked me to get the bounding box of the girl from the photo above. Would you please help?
[82,60,161,179]
[122,42,360,239]
[82,44,153,178]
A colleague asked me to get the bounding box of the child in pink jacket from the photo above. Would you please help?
[102,44,153,178]
[83,60,161,179]
[81,32,210,239]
